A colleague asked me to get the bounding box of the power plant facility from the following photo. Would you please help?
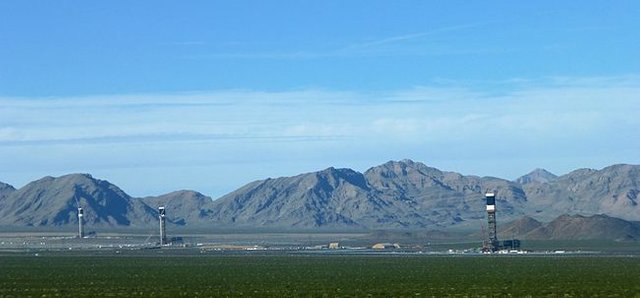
[159,206,167,246]
[483,192,521,253]
[77,207,84,238]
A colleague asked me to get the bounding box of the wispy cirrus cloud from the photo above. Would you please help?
[1,75,638,147]
[345,22,491,49]
[1,75,638,197]
[183,22,495,60]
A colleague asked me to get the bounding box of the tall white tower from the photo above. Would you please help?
[485,192,498,252]
[159,206,167,245]
[77,207,84,238]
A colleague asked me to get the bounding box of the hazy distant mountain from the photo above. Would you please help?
[141,190,215,226]
[0,181,16,215]
[210,160,639,229]
[0,181,15,202]
[1,161,639,233]
[0,181,15,197]
[498,216,544,237]
[523,214,640,241]
[362,160,528,224]
[497,214,640,241]
[523,164,640,221]
[0,174,156,227]
[515,168,558,185]
[209,160,529,229]
[209,167,369,228]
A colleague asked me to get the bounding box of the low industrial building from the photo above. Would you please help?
[371,243,400,250]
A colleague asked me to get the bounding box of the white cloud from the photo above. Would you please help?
[0,75,638,197]
[1,76,638,146]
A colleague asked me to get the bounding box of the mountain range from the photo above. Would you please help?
[0,160,638,239]
[499,214,640,241]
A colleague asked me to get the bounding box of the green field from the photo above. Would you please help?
[1,254,639,297]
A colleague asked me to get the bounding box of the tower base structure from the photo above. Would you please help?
[482,192,522,253]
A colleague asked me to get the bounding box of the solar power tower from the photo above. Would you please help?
[77,207,84,238]
[159,206,167,245]
[485,192,499,252]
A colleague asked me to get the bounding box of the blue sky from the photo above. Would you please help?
[1,1,639,198]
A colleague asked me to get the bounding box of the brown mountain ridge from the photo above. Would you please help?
[0,160,639,236]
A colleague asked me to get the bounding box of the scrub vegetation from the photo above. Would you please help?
[1,255,639,297]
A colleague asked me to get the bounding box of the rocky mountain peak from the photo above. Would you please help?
[501,214,640,241]
[1,161,639,231]
[561,168,598,180]
[23,173,101,191]
[499,215,544,237]
[314,167,369,190]
[0,181,16,195]
[540,214,640,241]
[368,159,441,176]
[142,190,213,207]
[159,190,211,200]
[364,160,444,187]
[140,190,214,226]
[516,168,558,185]
[598,164,640,182]
[0,173,155,227]
[0,181,16,211]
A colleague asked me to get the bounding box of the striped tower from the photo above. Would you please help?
[77,207,84,238]
[159,206,167,245]
[485,192,498,252]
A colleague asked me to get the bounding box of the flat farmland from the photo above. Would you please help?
[1,255,639,297]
